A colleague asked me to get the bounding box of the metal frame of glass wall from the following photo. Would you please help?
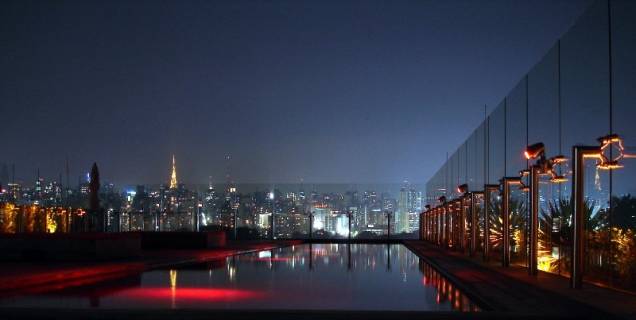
[422,0,636,293]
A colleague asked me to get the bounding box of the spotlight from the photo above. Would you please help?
[457,184,468,194]
[524,142,545,160]
[598,133,621,146]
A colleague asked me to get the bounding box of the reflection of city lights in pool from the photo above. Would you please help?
[227,265,236,281]
[0,244,481,312]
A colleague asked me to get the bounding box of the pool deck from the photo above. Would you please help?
[404,240,636,320]
[0,240,301,295]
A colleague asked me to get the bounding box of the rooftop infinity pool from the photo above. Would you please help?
[0,244,478,312]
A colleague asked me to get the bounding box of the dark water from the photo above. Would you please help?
[0,244,478,311]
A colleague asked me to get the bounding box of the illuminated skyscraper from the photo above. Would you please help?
[169,155,178,189]
[397,187,409,233]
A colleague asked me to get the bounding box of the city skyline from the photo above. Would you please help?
[0,153,424,237]
[0,155,427,191]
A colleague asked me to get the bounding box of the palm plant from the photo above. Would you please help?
[609,194,636,288]
[543,197,601,275]
[484,195,527,267]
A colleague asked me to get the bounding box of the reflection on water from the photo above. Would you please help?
[0,244,478,311]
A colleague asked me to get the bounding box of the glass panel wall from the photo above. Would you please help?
[466,135,476,191]
[506,79,528,178]
[528,44,567,275]
[459,142,467,189]
[610,0,636,292]
[487,103,506,263]
[424,0,635,293]
[475,123,486,189]
[562,0,611,286]
[489,102,506,184]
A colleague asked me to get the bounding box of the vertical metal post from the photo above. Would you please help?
[447,203,453,248]
[422,211,426,241]
[428,211,431,241]
[431,210,434,243]
[434,209,439,245]
[501,177,520,267]
[444,205,449,248]
[529,166,539,275]
[502,180,510,267]
[428,210,431,242]
[571,146,601,289]
[459,197,466,252]
[457,199,462,250]
[438,208,442,245]
[470,193,479,257]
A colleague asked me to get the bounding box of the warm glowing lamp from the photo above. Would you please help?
[525,142,545,160]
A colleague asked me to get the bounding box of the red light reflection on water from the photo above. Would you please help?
[116,287,263,302]
[420,263,480,312]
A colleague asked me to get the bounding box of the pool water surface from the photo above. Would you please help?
[0,244,478,311]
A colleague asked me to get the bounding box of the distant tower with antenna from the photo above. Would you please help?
[170,155,178,189]
[225,154,231,185]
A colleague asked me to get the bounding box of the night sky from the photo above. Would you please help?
[0,0,591,186]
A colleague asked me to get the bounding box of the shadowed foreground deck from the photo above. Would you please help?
[404,241,635,319]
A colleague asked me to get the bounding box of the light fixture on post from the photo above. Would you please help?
[548,155,569,183]
[500,177,522,267]
[571,145,603,289]
[483,184,500,261]
[434,207,440,245]
[422,205,431,241]
[524,142,545,160]
[524,142,547,276]
[571,134,627,289]
[446,198,453,249]
[449,198,462,251]
[523,144,571,275]
[518,169,530,192]
[597,134,627,170]
[437,196,446,246]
